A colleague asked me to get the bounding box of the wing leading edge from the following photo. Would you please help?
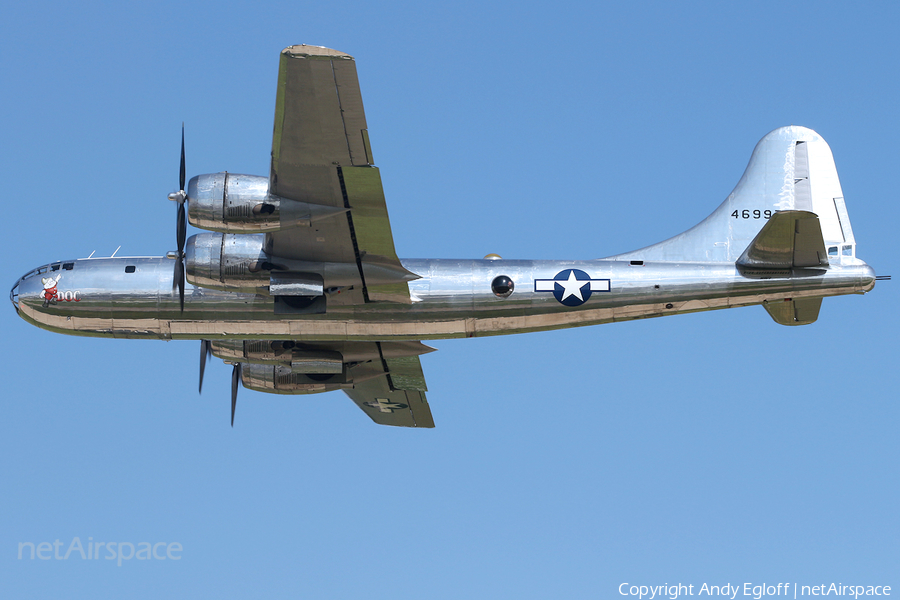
[268,45,415,305]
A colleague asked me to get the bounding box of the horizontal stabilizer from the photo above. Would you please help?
[737,210,828,270]
[763,297,822,326]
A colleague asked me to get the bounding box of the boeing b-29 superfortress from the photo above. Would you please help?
[11,45,883,427]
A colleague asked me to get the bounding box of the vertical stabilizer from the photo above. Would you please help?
[608,126,856,263]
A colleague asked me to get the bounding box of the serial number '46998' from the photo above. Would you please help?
[732,209,772,219]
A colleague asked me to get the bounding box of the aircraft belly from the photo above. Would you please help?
[156,285,854,340]
[17,302,170,339]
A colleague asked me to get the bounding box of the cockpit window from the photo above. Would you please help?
[22,263,70,280]
[22,266,49,280]
[827,246,838,256]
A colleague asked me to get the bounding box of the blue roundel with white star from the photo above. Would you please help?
[534,269,611,307]
[552,269,593,306]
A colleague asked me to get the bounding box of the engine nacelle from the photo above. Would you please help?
[185,232,273,293]
[184,232,386,295]
[211,340,344,374]
[187,173,346,233]
[240,363,348,395]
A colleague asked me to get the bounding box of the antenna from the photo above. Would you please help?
[111,246,121,257]
[87,250,96,259]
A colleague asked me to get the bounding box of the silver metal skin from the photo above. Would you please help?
[10,255,875,341]
[611,127,858,264]
[7,44,882,427]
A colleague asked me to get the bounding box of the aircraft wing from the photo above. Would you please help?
[345,352,435,428]
[268,45,415,304]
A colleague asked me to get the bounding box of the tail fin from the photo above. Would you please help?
[609,126,857,263]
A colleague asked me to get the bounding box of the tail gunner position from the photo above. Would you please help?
[10,46,882,427]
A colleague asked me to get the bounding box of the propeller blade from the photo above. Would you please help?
[231,363,241,427]
[199,340,211,393]
[178,266,185,312]
[172,253,180,291]
[179,124,186,193]
[170,255,184,307]
[169,126,188,313]
[176,202,186,254]
[175,202,186,312]
[171,254,185,312]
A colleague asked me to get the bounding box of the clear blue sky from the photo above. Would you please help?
[2,1,897,598]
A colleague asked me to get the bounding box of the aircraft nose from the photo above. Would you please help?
[10,279,20,313]
[11,267,48,314]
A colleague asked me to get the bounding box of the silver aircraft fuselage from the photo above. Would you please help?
[10,255,875,341]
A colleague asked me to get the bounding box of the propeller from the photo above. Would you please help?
[199,340,211,393]
[168,125,188,312]
[231,363,241,427]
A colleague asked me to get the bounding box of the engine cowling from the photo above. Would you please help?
[237,353,392,394]
[187,173,346,233]
[185,232,273,293]
[240,363,348,394]
[184,232,367,296]
[184,232,388,295]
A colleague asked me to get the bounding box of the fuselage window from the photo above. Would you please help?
[125,265,136,273]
